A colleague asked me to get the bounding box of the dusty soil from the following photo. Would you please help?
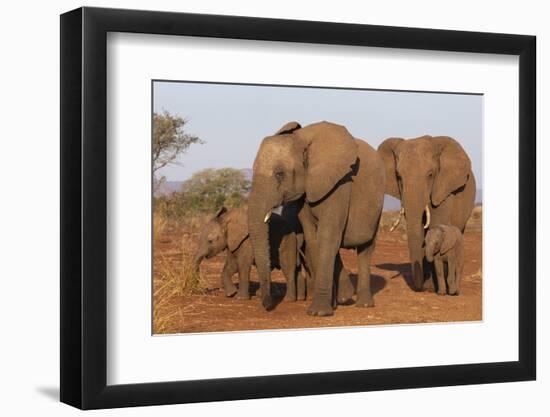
[153,211,482,334]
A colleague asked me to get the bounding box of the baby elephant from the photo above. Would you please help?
[194,206,305,301]
[424,224,464,296]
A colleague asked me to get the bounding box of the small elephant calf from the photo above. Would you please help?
[194,206,306,301]
[424,224,464,296]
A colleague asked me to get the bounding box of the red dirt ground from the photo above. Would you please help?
[153,212,482,334]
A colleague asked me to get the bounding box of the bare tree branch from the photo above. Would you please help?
[152,111,205,174]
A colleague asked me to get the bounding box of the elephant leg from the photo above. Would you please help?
[303,246,316,299]
[455,260,463,295]
[336,252,354,305]
[423,258,436,291]
[296,268,306,301]
[235,256,251,300]
[301,260,315,300]
[447,258,458,296]
[307,184,351,316]
[298,206,318,300]
[283,269,297,302]
[307,239,339,316]
[307,220,344,316]
[281,258,297,302]
[434,258,446,296]
[356,242,375,308]
[221,254,238,297]
[279,235,298,302]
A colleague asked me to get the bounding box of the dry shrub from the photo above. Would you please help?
[178,213,210,234]
[379,210,407,233]
[153,208,211,238]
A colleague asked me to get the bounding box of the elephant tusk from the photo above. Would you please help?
[423,205,431,230]
[264,210,272,223]
[390,207,405,232]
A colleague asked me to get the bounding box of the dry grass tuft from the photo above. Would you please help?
[153,235,205,333]
[153,213,168,241]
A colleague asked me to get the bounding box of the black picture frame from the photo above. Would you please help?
[60,6,536,410]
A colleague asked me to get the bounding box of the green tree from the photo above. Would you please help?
[152,111,204,174]
[180,168,251,214]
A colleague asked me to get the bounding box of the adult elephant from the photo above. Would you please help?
[248,121,385,316]
[377,136,476,292]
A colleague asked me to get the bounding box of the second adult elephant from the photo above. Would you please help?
[248,121,385,316]
[378,135,476,292]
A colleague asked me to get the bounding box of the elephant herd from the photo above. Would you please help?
[194,121,476,317]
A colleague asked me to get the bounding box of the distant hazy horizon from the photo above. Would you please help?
[153,81,483,202]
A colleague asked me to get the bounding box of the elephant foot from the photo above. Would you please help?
[355,290,374,308]
[437,290,446,296]
[412,278,424,292]
[235,290,250,300]
[297,281,306,301]
[337,278,355,305]
[224,284,238,298]
[262,294,275,311]
[284,293,297,302]
[307,298,334,317]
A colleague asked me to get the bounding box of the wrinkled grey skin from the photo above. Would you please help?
[194,206,306,301]
[424,224,464,295]
[378,136,475,292]
[248,121,385,316]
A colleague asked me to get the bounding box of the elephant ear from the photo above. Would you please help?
[276,121,302,135]
[298,123,358,203]
[432,136,471,207]
[225,208,249,252]
[440,226,458,255]
[377,138,404,199]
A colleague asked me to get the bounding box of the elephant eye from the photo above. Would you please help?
[274,171,285,182]
[427,170,433,178]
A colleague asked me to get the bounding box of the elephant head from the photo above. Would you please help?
[424,225,457,262]
[248,121,358,310]
[378,136,471,290]
[193,206,248,271]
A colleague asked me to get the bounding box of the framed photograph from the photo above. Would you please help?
[60,6,536,410]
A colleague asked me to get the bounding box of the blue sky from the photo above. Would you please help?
[153,81,483,189]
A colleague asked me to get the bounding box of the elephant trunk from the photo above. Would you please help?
[402,186,430,291]
[405,218,426,291]
[193,252,205,272]
[425,243,434,263]
[248,182,281,311]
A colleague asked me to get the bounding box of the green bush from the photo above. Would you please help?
[154,168,250,223]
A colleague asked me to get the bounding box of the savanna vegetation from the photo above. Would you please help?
[152,111,251,331]
[154,168,250,228]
